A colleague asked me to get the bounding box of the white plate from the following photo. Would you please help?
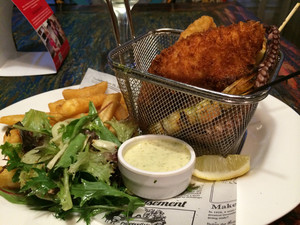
[0,87,299,225]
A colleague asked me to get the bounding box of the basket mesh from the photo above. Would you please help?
[108,29,279,156]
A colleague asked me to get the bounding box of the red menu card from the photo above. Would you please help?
[0,0,69,76]
[12,0,70,70]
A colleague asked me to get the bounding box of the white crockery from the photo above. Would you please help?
[117,135,196,200]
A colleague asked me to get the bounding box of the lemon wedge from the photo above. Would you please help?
[193,155,250,181]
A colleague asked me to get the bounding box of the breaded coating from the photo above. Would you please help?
[179,16,217,40]
[148,21,265,91]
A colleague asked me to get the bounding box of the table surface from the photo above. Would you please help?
[1,2,299,225]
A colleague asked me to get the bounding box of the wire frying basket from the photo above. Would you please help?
[108,29,283,156]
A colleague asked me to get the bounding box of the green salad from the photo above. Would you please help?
[0,102,144,224]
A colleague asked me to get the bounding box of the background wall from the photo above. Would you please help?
[47,0,300,48]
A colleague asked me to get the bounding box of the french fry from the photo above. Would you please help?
[101,93,121,109]
[62,81,108,100]
[3,129,22,144]
[98,93,121,122]
[47,112,66,125]
[48,112,89,125]
[114,104,129,120]
[120,94,129,113]
[120,93,126,105]
[114,94,129,120]
[109,126,117,135]
[0,167,20,189]
[71,113,88,119]
[57,94,107,118]
[48,99,65,113]
[99,101,120,123]
[0,115,24,125]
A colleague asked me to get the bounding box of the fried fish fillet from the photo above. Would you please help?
[148,20,265,91]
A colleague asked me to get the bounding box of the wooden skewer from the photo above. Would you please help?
[279,3,300,32]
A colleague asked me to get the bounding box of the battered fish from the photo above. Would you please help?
[148,20,265,91]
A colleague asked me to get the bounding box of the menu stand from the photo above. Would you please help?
[0,0,70,76]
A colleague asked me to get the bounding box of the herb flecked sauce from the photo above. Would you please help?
[123,139,191,172]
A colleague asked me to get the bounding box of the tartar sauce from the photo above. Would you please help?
[123,139,191,172]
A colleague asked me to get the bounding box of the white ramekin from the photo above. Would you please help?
[117,135,196,200]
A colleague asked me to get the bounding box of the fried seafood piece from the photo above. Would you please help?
[148,20,265,92]
[179,15,217,40]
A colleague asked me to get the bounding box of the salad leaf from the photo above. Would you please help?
[18,125,51,153]
[13,110,52,152]
[71,179,144,223]
[0,188,56,209]
[21,149,44,164]
[55,133,87,169]
[51,121,68,145]
[87,102,121,146]
[0,142,31,184]
[16,109,52,136]
[92,139,118,153]
[69,150,114,184]
[87,119,121,146]
[62,114,97,142]
[46,143,69,170]
[0,188,27,204]
[0,142,23,171]
[57,168,73,211]
[20,168,58,197]
[106,118,138,142]
[21,143,59,164]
